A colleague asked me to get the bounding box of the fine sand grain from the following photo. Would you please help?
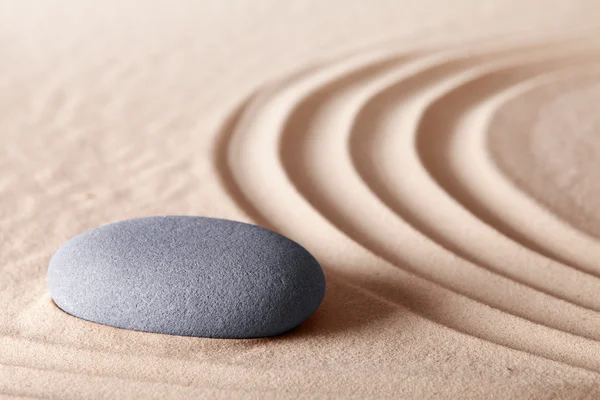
[2,1,600,398]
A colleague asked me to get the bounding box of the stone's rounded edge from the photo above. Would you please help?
[46,215,327,339]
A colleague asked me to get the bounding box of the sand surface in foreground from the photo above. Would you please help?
[2,1,600,398]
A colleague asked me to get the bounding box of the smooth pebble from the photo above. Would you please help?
[47,216,326,338]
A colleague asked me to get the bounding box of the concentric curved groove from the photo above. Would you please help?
[485,77,600,241]
[280,47,600,330]
[221,44,600,371]
[473,71,600,273]
[414,59,600,278]
[219,50,598,369]
[460,67,600,268]
[349,53,600,312]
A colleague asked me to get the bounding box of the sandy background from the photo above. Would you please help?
[2,1,600,398]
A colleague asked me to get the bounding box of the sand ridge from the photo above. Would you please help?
[223,40,600,370]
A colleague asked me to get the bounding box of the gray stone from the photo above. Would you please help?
[47,216,326,338]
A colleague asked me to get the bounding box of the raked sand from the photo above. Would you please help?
[2,1,600,398]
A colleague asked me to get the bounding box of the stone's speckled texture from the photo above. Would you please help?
[47,216,326,338]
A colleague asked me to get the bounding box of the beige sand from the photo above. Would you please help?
[2,1,600,398]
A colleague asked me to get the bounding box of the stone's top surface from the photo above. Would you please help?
[47,216,326,338]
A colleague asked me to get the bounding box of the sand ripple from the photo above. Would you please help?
[220,40,600,371]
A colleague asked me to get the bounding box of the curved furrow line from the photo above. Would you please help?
[228,51,406,238]
[350,52,600,311]
[454,66,600,268]
[280,47,600,331]
[221,45,600,372]
[475,69,600,273]
[486,73,600,241]
[415,55,600,278]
